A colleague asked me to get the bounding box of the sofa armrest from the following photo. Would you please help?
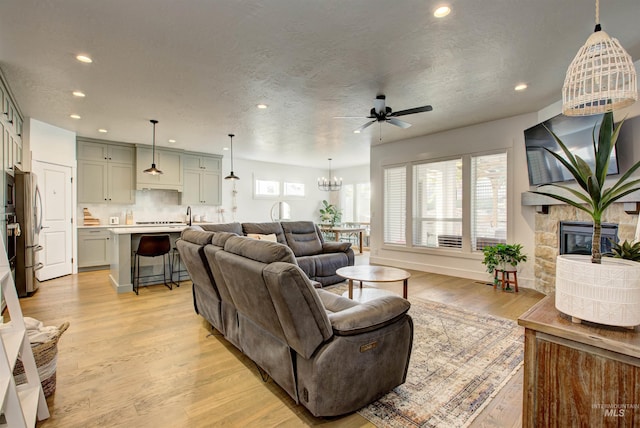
[327,295,410,336]
[321,241,352,253]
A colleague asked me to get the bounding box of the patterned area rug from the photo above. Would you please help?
[325,284,524,427]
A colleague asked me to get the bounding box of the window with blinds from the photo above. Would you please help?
[356,183,371,222]
[471,152,507,251]
[384,166,406,245]
[412,159,463,248]
[341,184,355,222]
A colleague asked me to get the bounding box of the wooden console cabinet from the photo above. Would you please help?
[518,295,640,427]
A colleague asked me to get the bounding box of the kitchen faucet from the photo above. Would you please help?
[186,206,192,226]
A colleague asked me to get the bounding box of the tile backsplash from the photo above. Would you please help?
[78,189,225,226]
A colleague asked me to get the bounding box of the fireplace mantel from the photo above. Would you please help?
[521,190,640,214]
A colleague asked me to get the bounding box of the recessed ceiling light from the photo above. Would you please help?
[70,114,81,119]
[98,128,108,133]
[353,130,361,134]
[223,147,229,151]
[168,139,176,143]
[72,91,86,97]
[76,54,93,63]
[434,6,451,18]
[515,83,528,91]
[256,104,268,109]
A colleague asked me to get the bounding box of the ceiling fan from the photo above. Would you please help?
[336,95,433,134]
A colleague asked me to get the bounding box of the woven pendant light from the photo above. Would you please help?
[562,0,637,116]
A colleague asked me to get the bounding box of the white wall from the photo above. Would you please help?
[24,118,78,273]
[25,118,77,168]
[219,157,354,223]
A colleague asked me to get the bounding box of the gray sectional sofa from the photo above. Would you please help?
[176,227,413,417]
[199,221,354,286]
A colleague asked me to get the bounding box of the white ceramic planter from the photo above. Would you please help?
[555,254,640,327]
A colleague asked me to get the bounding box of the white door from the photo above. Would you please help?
[32,161,73,281]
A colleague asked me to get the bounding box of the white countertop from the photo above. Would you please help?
[79,223,218,230]
[108,225,189,234]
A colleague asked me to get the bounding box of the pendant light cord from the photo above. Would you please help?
[229,133,234,171]
[594,0,601,32]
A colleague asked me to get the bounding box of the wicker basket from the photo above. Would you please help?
[13,322,69,397]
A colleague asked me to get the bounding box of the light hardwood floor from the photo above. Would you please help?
[15,254,545,427]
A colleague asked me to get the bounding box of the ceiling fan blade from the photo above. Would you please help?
[389,105,433,117]
[354,120,376,133]
[374,95,386,115]
[387,117,412,129]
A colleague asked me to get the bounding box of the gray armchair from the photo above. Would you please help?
[281,221,355,286]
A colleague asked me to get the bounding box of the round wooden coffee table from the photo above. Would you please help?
[336,265,411,300]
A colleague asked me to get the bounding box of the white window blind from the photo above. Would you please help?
[384,166,406,245]
[356,183,371,222]
[471,152,507,251]
[412,159,463,248]
[341,184,355,222]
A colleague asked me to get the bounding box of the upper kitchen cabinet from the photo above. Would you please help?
[136,145,183,191]
[77,139,135,204]
[0,73,23,174]
[182,152,222,206]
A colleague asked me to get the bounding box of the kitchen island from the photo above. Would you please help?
[108,225,189,293]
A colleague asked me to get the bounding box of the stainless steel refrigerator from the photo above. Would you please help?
[15,169,43,297]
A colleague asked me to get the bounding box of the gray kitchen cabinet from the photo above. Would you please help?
[78,140,134,164]
[78,228,111,268]
[182,153,222,205]
[0,77,22,174]
[136,146,183,191]
[77,139,135,204]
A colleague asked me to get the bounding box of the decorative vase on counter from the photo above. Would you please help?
[125,210,134,225]
[555,254,640,327]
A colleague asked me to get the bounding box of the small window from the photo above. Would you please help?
[284,182,305,197]
[254,179,280,198]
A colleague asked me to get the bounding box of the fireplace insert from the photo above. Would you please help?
[559,221,618,255]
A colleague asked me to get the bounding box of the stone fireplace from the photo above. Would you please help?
[533,203,637,294]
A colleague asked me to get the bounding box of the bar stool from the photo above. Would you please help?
[132,234,172,295]
[170,246,190,286]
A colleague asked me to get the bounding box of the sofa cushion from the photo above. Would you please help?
[180,228,215,246]
[242,222,287,245]
[223,235,296,264]
[281,221,323,257]
[211,231,237,247]
[201,222,243,235]
[246,233,278,242]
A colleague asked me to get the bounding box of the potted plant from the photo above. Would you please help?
[319,200,342,227]
[482,244,527,289]
[533,111,640,326]
[610,239,640,262]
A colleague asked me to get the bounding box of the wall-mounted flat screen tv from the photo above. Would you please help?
[524,114,619,186]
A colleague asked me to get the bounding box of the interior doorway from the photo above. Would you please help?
[32,160,73,281]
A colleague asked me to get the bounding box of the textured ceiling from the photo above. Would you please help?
[1,0,639,169]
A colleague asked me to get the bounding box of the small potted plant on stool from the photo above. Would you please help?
[482,243,528,292]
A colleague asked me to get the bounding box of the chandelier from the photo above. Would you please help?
[562,0,637,116]
[318,158,342,191]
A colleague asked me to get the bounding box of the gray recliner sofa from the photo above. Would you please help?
[200,221,354,286]
[213,235,413,417]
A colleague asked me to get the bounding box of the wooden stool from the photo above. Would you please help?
[494,269,518,292]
